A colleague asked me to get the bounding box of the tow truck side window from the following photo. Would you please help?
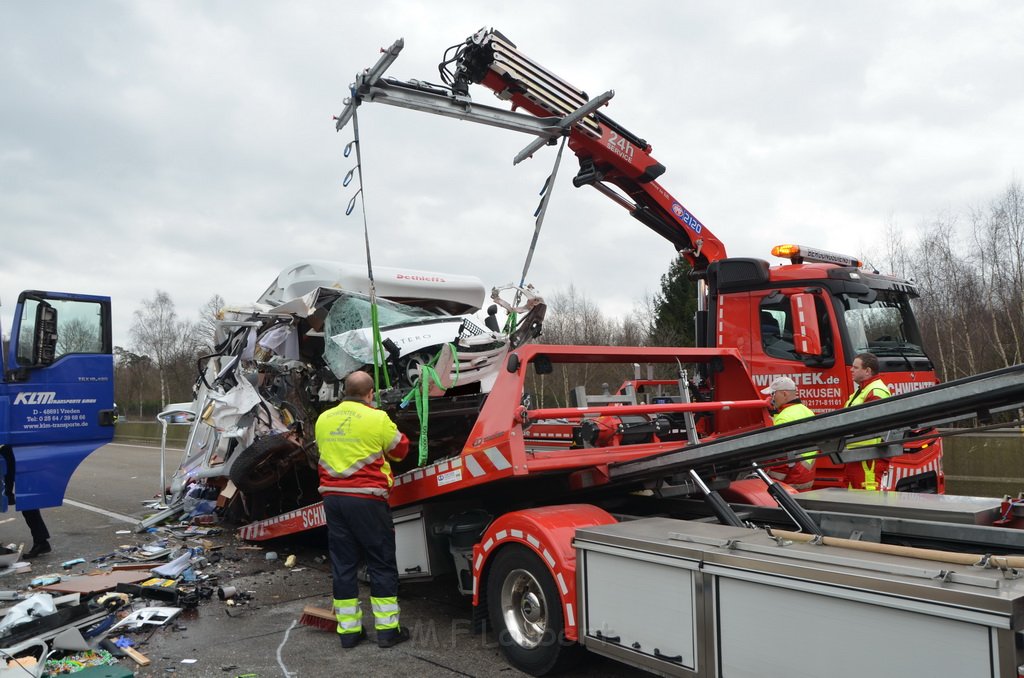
[16,297,106,366]
[759,294,834,361]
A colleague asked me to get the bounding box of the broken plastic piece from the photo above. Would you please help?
[0,593,57,634]
[28,575,61,588]
[109,606,182,631]
[150,551,192,578]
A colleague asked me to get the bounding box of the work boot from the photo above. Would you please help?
[339,628,366,649]
[377,627,410,648]
[24,542,51,558]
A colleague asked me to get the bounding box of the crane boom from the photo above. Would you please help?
[336,29,728,270]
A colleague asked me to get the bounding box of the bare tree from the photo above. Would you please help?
[902,181,1024,380]
[196,294,225,351]
[130,291,189,409]
[971,181,1024,369]
[57,318,100,355]
[114,346,154,418]
[529,285,634,406]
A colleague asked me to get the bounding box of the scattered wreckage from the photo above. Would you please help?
[0,521,224,676]
[165,260,545,517]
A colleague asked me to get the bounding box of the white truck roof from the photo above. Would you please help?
[256,260,487,315]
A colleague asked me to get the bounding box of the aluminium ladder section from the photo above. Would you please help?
[609,362,1024,484]
[335,38,613,151]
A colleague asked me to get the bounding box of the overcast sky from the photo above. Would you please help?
[2,2,1022,349]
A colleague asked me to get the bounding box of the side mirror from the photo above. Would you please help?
[506,354,521,373]
[33,302,58,366]
[791,293,823,356]
[157,405,197,425]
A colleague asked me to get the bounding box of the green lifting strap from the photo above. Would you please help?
[502,310,518,336]
[370,301,391,397]
[401,344,460,465]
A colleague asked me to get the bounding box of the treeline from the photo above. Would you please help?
[115,292,223,419]
[878,181,1024,380]
[115,181,1024,417]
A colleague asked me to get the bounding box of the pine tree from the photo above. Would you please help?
[649,257,697,347]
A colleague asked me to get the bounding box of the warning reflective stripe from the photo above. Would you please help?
[371,596,400,630]
[374,614,399,628]
[319,451,382,479]
[484,447,511,470]
[334,597,362,633]
[318,485,388,497]
[465,455,485,477]
[385,431,403,452]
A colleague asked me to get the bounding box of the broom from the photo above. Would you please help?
[298,605,337,632]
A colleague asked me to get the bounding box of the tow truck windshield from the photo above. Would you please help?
[842,291,925,357]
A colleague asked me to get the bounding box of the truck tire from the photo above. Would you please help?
[228,433,300,493]
[487,545,582,676]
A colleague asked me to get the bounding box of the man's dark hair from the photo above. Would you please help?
[855,352,880,375]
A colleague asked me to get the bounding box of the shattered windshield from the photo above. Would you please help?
[326,292,440,333]
[842,291,925,357]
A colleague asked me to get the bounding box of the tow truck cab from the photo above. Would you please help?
[705,247,943,492]
[0,291,115,511]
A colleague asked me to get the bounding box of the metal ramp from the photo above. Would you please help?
[610,363,1024,484]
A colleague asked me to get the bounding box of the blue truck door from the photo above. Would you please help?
[1,291,115,511]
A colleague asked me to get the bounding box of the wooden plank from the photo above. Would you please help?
[122,646,151,666]
[39,571,151,595]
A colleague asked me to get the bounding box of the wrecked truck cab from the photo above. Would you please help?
[323,290,491,387]
[167,262,545,511]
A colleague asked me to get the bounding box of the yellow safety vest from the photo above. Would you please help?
[315,399,403,498]
[844,377,891,490]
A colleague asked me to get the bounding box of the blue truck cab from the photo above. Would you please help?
[1,291,115,512]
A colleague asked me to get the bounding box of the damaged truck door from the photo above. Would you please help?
[1,291,115,513]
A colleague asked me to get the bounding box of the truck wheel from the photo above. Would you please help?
[487,545,582,676]
[398,350,433,387]
[228,433,299,493]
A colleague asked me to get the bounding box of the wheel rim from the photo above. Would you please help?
[500,567,548,649]
[401,352,430,386]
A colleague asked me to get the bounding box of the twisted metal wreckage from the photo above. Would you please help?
[161,260,546,519]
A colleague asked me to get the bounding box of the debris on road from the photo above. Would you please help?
[0,501,322,677]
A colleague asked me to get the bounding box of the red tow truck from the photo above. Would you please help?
[241,341,1024,676]
[334,28,943,494]
[229,31,1024,677]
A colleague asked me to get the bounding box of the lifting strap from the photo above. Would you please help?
[505,135,567,337]
[519,135,567,289]
[400,344,460,465]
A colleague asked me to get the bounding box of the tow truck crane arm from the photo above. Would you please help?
[336,29,728,271]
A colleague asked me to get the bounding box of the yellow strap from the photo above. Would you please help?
[862,460,878,490]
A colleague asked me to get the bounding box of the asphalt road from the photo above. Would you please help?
[0,443,643,678]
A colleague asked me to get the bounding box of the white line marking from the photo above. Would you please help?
[105,442,181,452]
[277,619,298,678]
[63,499,138,524]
